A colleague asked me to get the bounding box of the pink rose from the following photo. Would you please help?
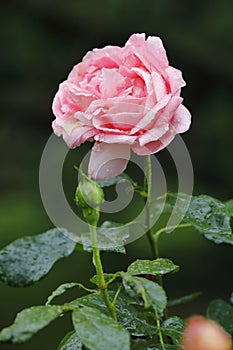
[52,33,191,179]
[181,316,232,350]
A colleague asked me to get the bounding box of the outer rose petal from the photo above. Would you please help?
[165,66,186,94]
[146,35,169,68]
[172,104,191,133]
[132,130,175,156]
[126,34,168,73]
[52,120,96,148]
[88,142,130,180]
[162,95,183,120]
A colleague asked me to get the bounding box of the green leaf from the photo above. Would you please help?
[90,273,117,286]
[122,273,167,316]
[0,228,76,287]
[67,291,156,336]
[114,293,156,337]
[72,306,130,350]
[80,221,129,253]
[46,283,80,305]
[67,292,107,313]
[0,305,64,344]
[225,199,233,217]
[58,331,82,350]
[161,316,184,345]
[96,173,134,188]
[127,259,179,277]
[168,291,202,307]
[207,299,233,335]
[167,193,233,245]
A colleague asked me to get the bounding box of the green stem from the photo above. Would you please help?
[89,224,116,320]
[153,223,192,258]
[156,316,165,350]
[145,155,158,259]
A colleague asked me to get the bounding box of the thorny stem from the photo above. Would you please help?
[89,224,117,320]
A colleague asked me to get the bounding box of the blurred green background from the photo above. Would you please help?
[1,0,233,348]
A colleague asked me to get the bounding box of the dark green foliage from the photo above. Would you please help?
[127,258,179,276]
[167,193,233,245]
[67,291,156,336]
[58,331,82,350]
[0,228,76,287]
[207,299,233,335]
[122,273,167,316]
[72,306,130,350]
[0,305,64,344]
[161,316,184,346]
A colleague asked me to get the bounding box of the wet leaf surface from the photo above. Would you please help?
[58,331,82,350]
[127,259,179,276]
[161,316,184,345]
[167,193,233,245]
[72,306,130,350]
[0,305,64,344]
[122,273,167,316]
[0,228,76,287]
[207,299,233,335]
[67,291,156,336]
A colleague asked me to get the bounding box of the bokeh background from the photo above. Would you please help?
[1,0,233,349]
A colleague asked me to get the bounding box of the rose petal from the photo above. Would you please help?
[91,100,145,132]
[94,133,137,144]
[162,95,183,120]
[93,112,143,132]
[126,34,169,76]
[138,117,169,145]
[172,104,191,133]
[68,84,96,110]
[146,35,169,68]
[88,142,130,180]
[52,82,80,119]
[84,45,123,67]
[100,68,126,98]
[131,94,171,134]
[151,70,167,101]
[52,120,95,148]
[125,33,146,49]
[133,67,156,108]
[132,130,174,155]
[165,66,186,94]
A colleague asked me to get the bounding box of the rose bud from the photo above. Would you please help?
[75,178,104,209]
[181,315,233,350]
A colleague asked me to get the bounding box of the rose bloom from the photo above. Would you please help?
[181,316,233,350]
[52,33,191,179]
